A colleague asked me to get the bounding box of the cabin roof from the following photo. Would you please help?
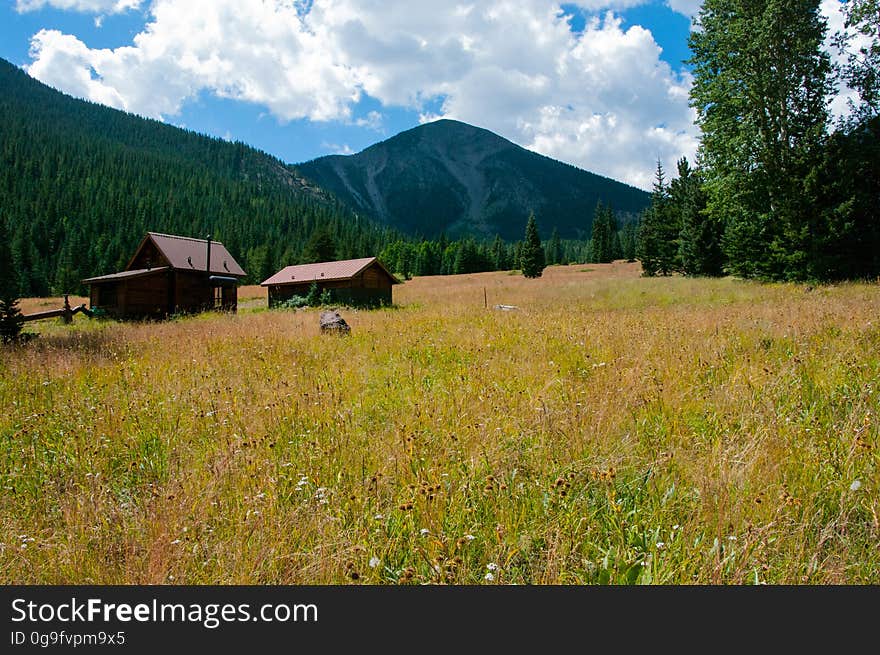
[127,232,246,276]
[260,257,400,286]
[82,266,170,284]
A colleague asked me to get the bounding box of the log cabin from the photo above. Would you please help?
[261,257,399,308]
[82,232,246,319]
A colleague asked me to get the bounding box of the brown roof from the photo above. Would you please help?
[130,232,246,276]
[82,267,169,284]
[260,257,400,286]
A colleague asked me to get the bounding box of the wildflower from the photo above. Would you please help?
[171,539,181,545]
[656,542,666,549]
[464,534,476,541]
[420,528,430,536]
[850,480,862,492]
[484,572,495,581]
[374,514,384,520]
[486,562,498,571]
[369,557,380,569]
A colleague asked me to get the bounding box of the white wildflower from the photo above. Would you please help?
[486,562,498,571]
[850,480,862,492]
[484,572,495,581]
[419,528,430,536]
[369,557,380,569]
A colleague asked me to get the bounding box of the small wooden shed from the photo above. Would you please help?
[261,257,399,308]
[82,232,246,319]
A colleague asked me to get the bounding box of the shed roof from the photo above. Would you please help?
[260,257,400,286]
[82,266,169,284]
[129,232,246,276]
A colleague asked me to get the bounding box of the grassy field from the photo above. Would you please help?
[1,262,878,584]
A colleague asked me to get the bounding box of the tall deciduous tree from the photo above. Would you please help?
[835,0,880,121]
[520,213,546,278]
[689,0,832,280]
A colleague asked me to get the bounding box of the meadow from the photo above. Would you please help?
[1,262,878,584]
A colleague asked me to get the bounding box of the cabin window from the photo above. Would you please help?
[97,285,117,307]
[213,286,223,308]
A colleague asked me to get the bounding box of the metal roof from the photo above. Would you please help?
[82,267,169,284]
[260,257,400,286]
[135,232,246,276]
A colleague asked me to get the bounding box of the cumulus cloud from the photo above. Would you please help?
[24,0,700,188]
[16,0,142,13]
[665,0,701,19]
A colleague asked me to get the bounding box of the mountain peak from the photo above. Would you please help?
[299,119,649,240]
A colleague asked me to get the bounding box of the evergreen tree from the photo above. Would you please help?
[673,158,725,276]
[520,212,546,278]
[637,161,679,275]
[689,0,832,280]
[490,234,509,270]
[301,227,337,263]
[545,228,562,265]
[0,217,24,343]
[619,220,638,262]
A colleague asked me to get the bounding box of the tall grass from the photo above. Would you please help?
[1,263,877,584]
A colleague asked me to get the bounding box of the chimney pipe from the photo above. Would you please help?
[206,234,212,277]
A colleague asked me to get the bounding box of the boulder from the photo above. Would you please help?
[320,310,351,334]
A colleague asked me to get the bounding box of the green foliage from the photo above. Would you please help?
[689,0,832,280]
[520,213,546,278]
[673,158,724,277]
[305,282,322,307]
[0,217,24,343]
[637,161,680,276]
[545,228,563,265]
[590,201,617,264]
[301,227,337,264]
[834,0,880,122]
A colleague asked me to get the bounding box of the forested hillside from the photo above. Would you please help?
[0,57,392,294]
[297,119,650,241]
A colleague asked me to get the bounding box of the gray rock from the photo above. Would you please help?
[320,310,351,334]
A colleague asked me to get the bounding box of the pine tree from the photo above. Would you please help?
[0,217,24,343]
[545,228,562,266]
[673,157,725,276]
[301,227,337,263]
[520,212,546,278]
[637,161,680,275]
[619,220,638,262]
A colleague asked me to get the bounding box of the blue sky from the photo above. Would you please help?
[2,1,703,189]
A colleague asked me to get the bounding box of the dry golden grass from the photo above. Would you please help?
[1,263,878,584]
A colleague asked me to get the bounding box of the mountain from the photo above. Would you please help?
[296,119,650,241]
[0,57,388,294]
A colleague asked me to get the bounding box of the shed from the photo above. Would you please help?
[82,232,246,319]
[261,257,399,308]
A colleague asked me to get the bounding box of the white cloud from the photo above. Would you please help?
[23,0,701,189]
[355,110,383,130]
[321,142,355,155]
[665,0,701,19]
[16,0,142,13]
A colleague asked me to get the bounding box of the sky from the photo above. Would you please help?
[0,0,854,191]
